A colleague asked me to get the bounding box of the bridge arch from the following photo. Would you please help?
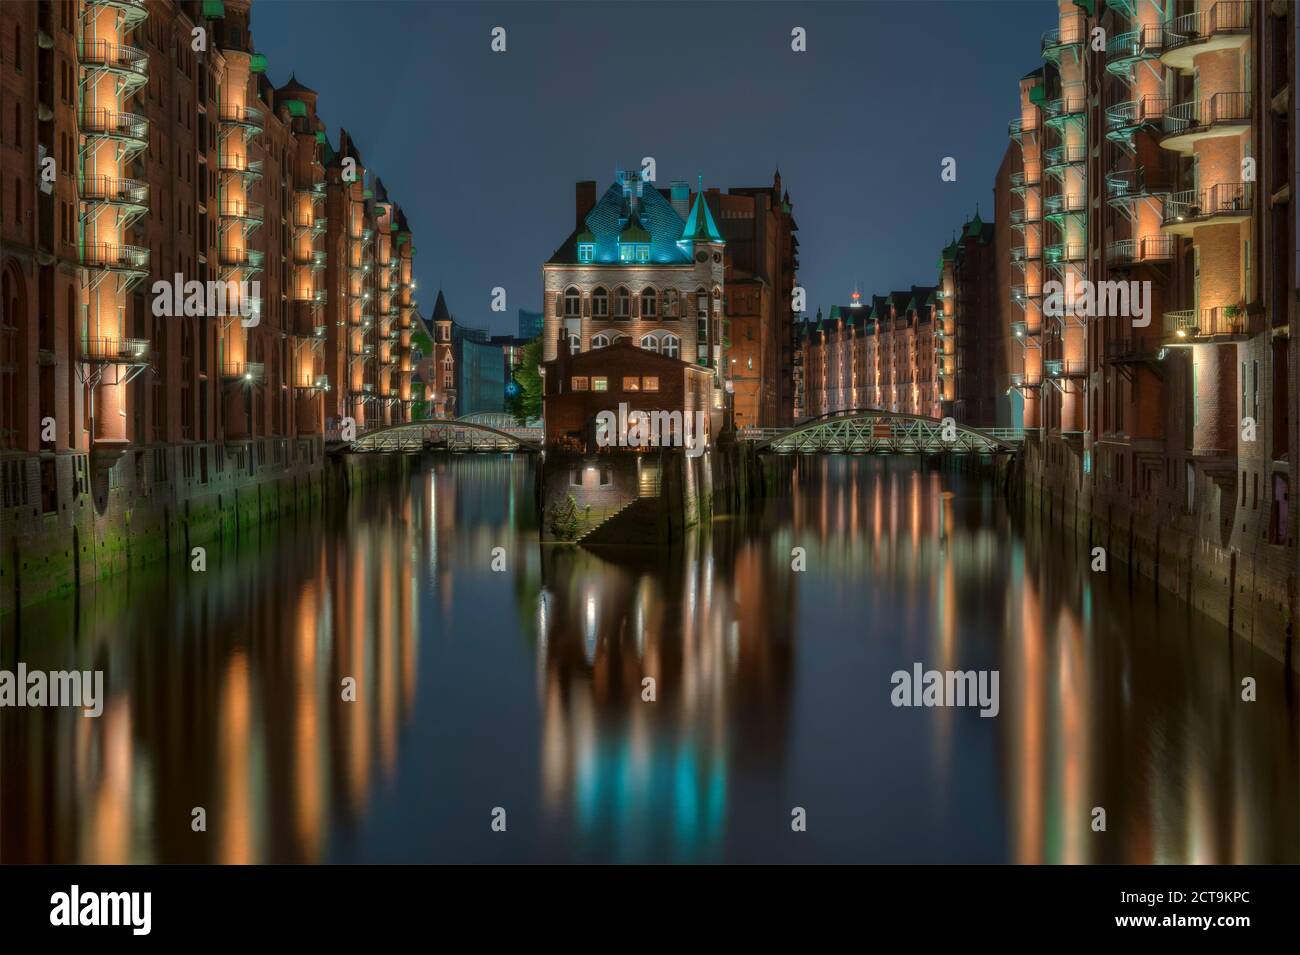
[753,409,1019,455]
[341,417,542,453]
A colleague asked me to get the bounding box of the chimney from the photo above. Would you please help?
[670,180,690,218]
[575,181,596,231]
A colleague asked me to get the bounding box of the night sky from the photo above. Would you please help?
[250,1,1049,333]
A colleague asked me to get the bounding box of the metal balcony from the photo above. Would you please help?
[1009,371,1043,390]
[1010,164,1042,191]
[79,107,148,148]
[219,199,264,227]
[1109,235,1178,266]
[217,153,264,180]
[83,242,149,275]
[77,38,149,92]
[1162,183,1252,234]
[1161,2,1253,72]
[293,374,330,394]
[1044,193,1086,218]
[1044,242,1086,265]
[1009,117,1039,142]
[1044,358,1087,379]
[1162,306,1248,342]
[218,103,265,131]
[80,175,149,223]
[1161,93,1252,153]
[1044,144,1086,176]
[1043,95,1087,128]
[1103,166,1169,205]
[81,336,151,363]
[222,361,267,383]
[1041,22,1085,60]
[1105,25,1162,74]
[1104,96,1167,146]
[86,0,148,29]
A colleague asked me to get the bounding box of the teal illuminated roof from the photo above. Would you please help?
[619,215,650,244]
[576,230,594,244]
[681,190,723,244]
[547,173,699,265]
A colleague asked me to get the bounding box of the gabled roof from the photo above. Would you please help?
[548,175,700,265]
[431,289,452,325]
[278,73,315,96]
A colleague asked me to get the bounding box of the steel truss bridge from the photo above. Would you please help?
[744,410,1022,455]
[336,413,543,454]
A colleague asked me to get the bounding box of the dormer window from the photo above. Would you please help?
[578,243,594,263]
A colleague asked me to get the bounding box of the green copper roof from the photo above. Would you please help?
[576,230,595,243]
[363,188,374,199]
[249,53,267,73]
[284,99,307,118]
[829,305,841,321]
[619,216,651,243]
[964,211,984,238]
[202,0,225,18]
[314,130,326,144]
[1029,85,1048,106]
[681,190,723,244]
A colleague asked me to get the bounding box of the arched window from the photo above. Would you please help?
[663,289,679,318]
[563,286,581,318]
[591,287,608,318]
[592,333,611,348]
[639,334,659,353]
[661,335,680,360]
[640,287,657,319]
[614,287,630,319]
[567,334,579,355]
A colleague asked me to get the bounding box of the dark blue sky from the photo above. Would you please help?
[251,1,1050,334]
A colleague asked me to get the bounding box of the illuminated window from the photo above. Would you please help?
[578,243,594,263]
[640,334,659,352]
[592,376,608,392]
[571,376,589,391]
[643,376,659,392]
[636,245,650,263]
[623,377,640,391]
[563,286,581,317]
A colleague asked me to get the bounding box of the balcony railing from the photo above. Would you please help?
[1162,3,1252,62]
[87,0,148,27]
[1044,95,1087,121]
[1010,164,1042,189]
[1044,193,1085,216]
[1045,242,1086,264]
[80,175,149,208]
[1044,144,1086,171]
[1010,372,1044,389]
[1105,25,1163,72]
[217,154,265,178]
[293,374,330,393]
[218,103,265,130]
[1044,358,1087,378]
[1104,166,1158,200]
[222,361,267,383]
[79,107,148,144]
[77,38,148,81]
[1163,183,1252,226]
[1041,22,1085,57]
[82,242,149,272]
[1162,93,1252,140]
[81,336,151,363]
[1105,96,1168,135]
[1009,117,1039,141]
[1163,306,1248,341]
[219,200,265,224]
[1106,235,1177,265]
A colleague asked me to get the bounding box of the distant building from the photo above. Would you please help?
[936,211,1002,428]
[453,321,505,416]
[517,308,544,341]
[428,290,456,417]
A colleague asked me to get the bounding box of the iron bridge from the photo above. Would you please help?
[338,414,542,453]
[744,410,1022,455]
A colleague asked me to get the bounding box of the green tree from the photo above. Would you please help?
[508,336,543,425]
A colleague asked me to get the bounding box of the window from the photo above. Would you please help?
[619,243,635,263]
[662,335,680,359]
[637,245,650,263]
[696,288,709,320]
[443,373,453,388]
[592,377,608,392]
[568,334,579,355]
[643,376,659,392]
[640,287,657,318]
[591,333,611,348]
[569,468,583,488]
[13,103,21,148]
[623,377,640,392]
[615,287,630,319]
[599,468,612,487]
[578,243,594,263]
[640,334,659,352]
[13,26,21,72]
[571,376,589,391]
[563,286,581,317]
[591,287,608,317]
[664,289,679,318]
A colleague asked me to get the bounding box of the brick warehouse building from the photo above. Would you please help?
[799,286,943,420]
[1001,0,1296,658]
[937,211,1004,428]
[0,0,428,610]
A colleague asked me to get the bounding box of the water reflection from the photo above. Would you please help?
[1,455,1294,862]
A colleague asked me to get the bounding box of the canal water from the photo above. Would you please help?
[1,455,1295,863]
